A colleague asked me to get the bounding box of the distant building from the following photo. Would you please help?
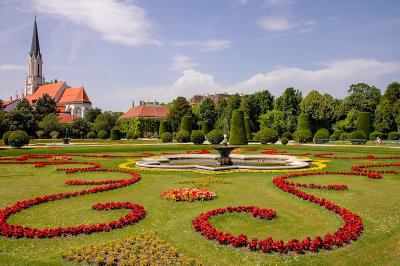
[189,92,231,106]
[119,100,169,119]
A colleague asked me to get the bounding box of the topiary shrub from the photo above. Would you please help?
[207,129,224,145]
[161,132,173,143]
[175,130,190,143]
[356,112,372,137]
[314,128,330,143]
[87,131,96,139]
[202,121,212,135]
[369,131,384,141]
[297,114,311,131]
[281,137,289,145]
[388,131,400,140]
[159,120,169,138]
[244,117,252,140]
[259,128,279,144]
[350,130,367,140]
[339,132,348,140]
[180,116,192,135]
[296,129,313,143]
[229,109,248,145]
[97,130,109,139]
[2,131,13,145]
[282,131,293,140]
[110,128,121,140]
[8,130,29,149]
[191,130,205,144]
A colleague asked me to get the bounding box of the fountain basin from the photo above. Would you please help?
[135,154,311,172]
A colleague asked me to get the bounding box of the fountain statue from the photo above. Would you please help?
[213,119,238,165]
[63,127,71,144]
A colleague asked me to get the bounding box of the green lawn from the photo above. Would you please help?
[0,143,399,265]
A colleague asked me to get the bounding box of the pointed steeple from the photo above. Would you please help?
[30,17,41,57]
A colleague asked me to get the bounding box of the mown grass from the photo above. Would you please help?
[0,143,399,265]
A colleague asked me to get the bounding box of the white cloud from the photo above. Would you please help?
[171,55,198,71]
[30,0,160,46]
[258,16,296,31]
[263,0,295,7]
[174,39,232,52]
[168,69,220,97]
[0,64,25,71]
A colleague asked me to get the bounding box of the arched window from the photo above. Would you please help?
[76,107,81,117]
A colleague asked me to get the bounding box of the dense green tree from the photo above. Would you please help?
[374,99,398,133]
[199,98,217,126]
[215,98,227,122]
[167,97,192,132]
[0,110,8,138]
[259,110,286,136]
[92,111,117,133]
[38,113,62,135]
[215,94,241,130]
[382,82,400,104]
[34,93,58,121]
[300,90,335,132]
[240,94,259,132]
[336,110,358,133]
[274,87,302,132]
[7,99,37,135]
[86,107,102,123]
[71,118,90,138]
[254,90,274,115]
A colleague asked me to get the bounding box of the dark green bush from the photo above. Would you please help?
[2,131,13,145]
[330,133,339,140]
[281,137,289,145]
[8,130,29,149]
[388,131,400,140]
[229,109,248,145]
[126,131,133,140]
[110,128,121,140]
[356,112,372,137]
[97,130,109,139]
[282,131,293,140]
[314,128,330,143]
[207,129,224,145]
[259,128,279,144]
[191,130,205,144]
[175,130,190,143]
[296,129,313,143]
[244,117,252,140]
[339,132,348,140]
[369,131,384,141]
[159,120,169,138]
[202,121,212,135]
[87,131,96,139]
[161,132,173,143]
[349,130,367,140]
[180,116,192,135]
[297,114,311,131]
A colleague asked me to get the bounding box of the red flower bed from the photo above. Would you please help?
[314,153,400,160]
[193,171,381,254]
[351,164,400,174]
[0,155,146,238]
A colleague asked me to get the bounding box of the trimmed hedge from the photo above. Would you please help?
[370,131,384,141]
[159,120,169,138]
[175,130,190,143]
[207,129,224,145]
[110,128,121,140]
[296,129,312,143]
[388,131,400,140]
[282,131,293,140]
[161,132,173,143]
[297,114,311,131]
[229,109,248,145]
[281,137,289,145]
[357,112,372,137]
[8,130,29,149]
[191,130,205,144]
[202,121,212,135]
[2,131,13,145]
[259,128,279,144]
[97,130,109,139]
[314,128,330,142]
[87,131,96,139]
[180,116,192,135]
[244,117,252,140]
[349,130,367,139]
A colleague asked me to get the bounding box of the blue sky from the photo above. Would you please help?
[1,0,400,112]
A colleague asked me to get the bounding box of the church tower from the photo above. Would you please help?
[25,17,45,96]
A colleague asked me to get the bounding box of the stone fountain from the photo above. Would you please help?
[213,134,238,165]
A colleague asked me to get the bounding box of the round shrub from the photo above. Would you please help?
[87,131,96,139]
[126,131,133,140]
[339,132,348,140]
[297,114,311,131]
[388,131,400,140]
[207,129,224,145]
[180,116,192,135]
[110,128,121,140]
[296,129,313,143]
[191,130,205,144]
[281,137,289,145]
[202,121,212,135]
[369,131,384,141]
[97,130,109,139]
[282,131,293,140]
[8,130,29,149]
[259,128,279,144]
[161,132,173,143]
[229,109,248,145]
[2,131,13,145]
[349,130,367,140]
[244,117,252,140]
[314,128,330,143]
[159,120,169,138]
[356,112,372,137]
[330,133,339,140]
[175,130,190,143]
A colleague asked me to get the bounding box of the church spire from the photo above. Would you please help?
[30,17,41,57]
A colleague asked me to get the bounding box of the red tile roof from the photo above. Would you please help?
[119,105,169,119]
[58,87,91,104]
[25,82,66,103]
[58,113,74,123]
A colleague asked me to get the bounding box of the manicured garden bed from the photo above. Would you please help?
[0,143,399,265]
